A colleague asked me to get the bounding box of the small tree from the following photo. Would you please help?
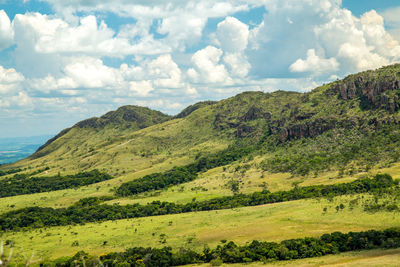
[227,180,240,195]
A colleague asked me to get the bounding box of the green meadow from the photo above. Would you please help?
[2,193,400,264]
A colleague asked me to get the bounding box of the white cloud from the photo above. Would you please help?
[64,57,122,88]
[30,57,122,92]
[290,49,339,74]
[158,14,206,51]
[214,16,251,78]
[0,66,24,94]
[129,80,154,97]
[337,42,389,71]
[248,0,400,78]
[11,91,33,107]
[12,13,67,76]
[35,15,135,57]
[361,10,400,59]
[223,53,251,77]
[0,10,13,50]
[148,54,183,88]
[28,54,192,99]
[15,13,166,58]
[0,91,33,110]
[36,1,248,53]
[217,16,249,53]
[189,46,230,84]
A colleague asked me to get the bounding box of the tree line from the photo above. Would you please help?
[0,168,23,177]
[40,227,400,266]
[0,174,395,231]
[0,169,112,198]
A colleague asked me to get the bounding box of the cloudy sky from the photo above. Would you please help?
[1,0,400,138]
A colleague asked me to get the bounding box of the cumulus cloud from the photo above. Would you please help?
[188,46,230,84]
[214,17,251,78]
[223,53,251,77]
[36,1,247,53]
[0,92,33,109]
[14,13,166,58]
[290,49,339,74]
[247,0,400,79]
[64,57,122,89]
[158,14,206,51]
[0,66,24,94]
[0,10,13,50]
[29,57,121,92]
[360,10,400,59]
[129,80,154,97]
[35,15,135,57]
[28,54,191,100]
[217,16,249,53]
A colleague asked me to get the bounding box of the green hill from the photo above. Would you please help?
[4,63,400,177]
[2,64,400,266]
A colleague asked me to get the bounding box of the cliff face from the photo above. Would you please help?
[211,64,400,143]
[334,65,400,112]
[276,118,336,142]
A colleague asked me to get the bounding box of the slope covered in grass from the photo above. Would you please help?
[3,193,400,262]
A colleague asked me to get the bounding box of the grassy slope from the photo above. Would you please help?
[0,155,379,214]
[3,194,400,263]
[0,106,231,213]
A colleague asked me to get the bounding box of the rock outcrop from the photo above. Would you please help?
[335,70,400,112]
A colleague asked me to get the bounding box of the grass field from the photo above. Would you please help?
[0,160,364,215]
[1,153,397,215]
[2,193,400,264]
[0,139,229,215]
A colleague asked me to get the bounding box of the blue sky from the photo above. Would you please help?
[0,0,400,138]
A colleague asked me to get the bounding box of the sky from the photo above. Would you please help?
[1,0,400,138]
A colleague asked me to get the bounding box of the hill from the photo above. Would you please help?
[4,63,400,177]
[34,105,172,157]
[2,64,400,266]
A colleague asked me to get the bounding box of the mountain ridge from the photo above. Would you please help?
[3,64,400,179]
[34,105,172,158]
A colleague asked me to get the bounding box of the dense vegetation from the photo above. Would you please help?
[116,167,198,196]
[1,174,395,231]
[41,228,400,266]
[261,126,400,176]
[116,144,257,196]
[0,168,22,177]
[0,169,112,198]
